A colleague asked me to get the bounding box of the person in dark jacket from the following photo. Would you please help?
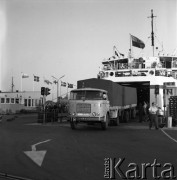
[139,103,144,123]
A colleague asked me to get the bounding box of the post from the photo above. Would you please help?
[155,94,157,104]
[57,81,59,102]
[51,75,65,102]
[129,34,132,58]
[21,72,22,92]
[163,85,166,127]
[43,95,46,124]
[67,83,69,100]
[32,75,34,92]
[11,76,14,92]
[60,81,61,96]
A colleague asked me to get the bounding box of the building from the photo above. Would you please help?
[0,91,43,114]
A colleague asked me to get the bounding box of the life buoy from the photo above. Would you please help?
[99,71,105,78]
[149,70,154,75]
[110,72,114,76]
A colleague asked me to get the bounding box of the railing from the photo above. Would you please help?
[99,68,177,79]
[102,61,177,71]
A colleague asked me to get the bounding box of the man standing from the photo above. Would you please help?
[139,103,144,123]
[149,102,159,130]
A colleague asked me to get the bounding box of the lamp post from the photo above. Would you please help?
[52,75,65,102]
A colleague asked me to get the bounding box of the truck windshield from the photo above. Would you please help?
[70,90,106,100]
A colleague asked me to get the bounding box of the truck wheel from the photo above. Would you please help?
[132,108,136,119]
[70,118,77,130]
[124,111,130,123]
[114,115,119,126]
[101,114,108,130]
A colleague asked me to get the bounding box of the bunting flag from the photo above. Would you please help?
[115,50,120,57]
[61,81,66,87]
[68,83,73,88]
[53,80,58,84]
[34,75,40,82]
[131,35,145,49]
[44,79,52,85]
[22,73,29,78]
[113,46,120,58]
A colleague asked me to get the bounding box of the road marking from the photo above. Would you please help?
[31,139,51,151]
[24,139,51,167]
[161,129,177,143]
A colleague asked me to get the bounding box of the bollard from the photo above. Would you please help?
[168,117,172,128]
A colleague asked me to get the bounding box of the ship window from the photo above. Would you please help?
[6,98,10,103]
[32,99,34,106]
[24,99,27,106]
[11,98,15,104]
[15,98,19,104]
[28,99,31,107]
[165,61,171,69]
[35,99,38,106]
[1,98,5,104]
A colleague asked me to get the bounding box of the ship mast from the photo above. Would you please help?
[148,9,156,56]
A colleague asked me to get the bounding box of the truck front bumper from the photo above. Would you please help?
[69,116,104,123]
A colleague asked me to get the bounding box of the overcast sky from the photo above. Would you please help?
[0,0,177,99]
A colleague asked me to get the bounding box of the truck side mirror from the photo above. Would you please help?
[103,94,107,100]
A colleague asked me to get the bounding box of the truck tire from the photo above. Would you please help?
[114,114,120,126]
[101,114,109,130]
[132,108,136,119]
[70,118,77,130]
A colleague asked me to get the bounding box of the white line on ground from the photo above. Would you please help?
[32,139,51,151]
[161,129,177,143]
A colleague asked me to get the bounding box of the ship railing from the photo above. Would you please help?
[102,62,165,71]
[102,63,177,71]
[98,68,177,79]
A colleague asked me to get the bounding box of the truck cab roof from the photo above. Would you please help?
[71,88,107,93]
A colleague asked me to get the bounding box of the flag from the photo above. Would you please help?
[34,75,39,82]
[22,73,29,78]
[68,83,73,88]
[61,81,66,87]
[131,35,145,49]
[44,79,52,85]
[115,50,120,57]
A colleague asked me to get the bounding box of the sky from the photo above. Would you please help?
[0,0,177,100]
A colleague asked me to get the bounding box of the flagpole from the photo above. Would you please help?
[33,75,34,92]
[21,72,23,92]
[130,34,131,53]
[67,83,68,100]
[130,34,132,57]
[60,81,61,97]
[52,83,54,101]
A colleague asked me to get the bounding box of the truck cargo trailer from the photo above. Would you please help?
[77,78,137,123]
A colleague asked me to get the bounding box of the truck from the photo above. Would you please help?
[68,78,137,130]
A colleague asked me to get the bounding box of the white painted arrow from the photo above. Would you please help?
[24,139,51,167]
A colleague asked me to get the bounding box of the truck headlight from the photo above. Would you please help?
[92,112,96,116]
[72,112,76,116]
[92,112,100,116]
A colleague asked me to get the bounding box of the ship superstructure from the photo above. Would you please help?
[97,10,177,110]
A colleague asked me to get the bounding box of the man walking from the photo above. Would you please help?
[149,102,159,130]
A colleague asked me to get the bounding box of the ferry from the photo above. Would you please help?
[97,10,177,113]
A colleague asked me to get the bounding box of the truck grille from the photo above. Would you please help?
[76,103,91,113]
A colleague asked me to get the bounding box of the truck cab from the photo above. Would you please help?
[69,88,110,130]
